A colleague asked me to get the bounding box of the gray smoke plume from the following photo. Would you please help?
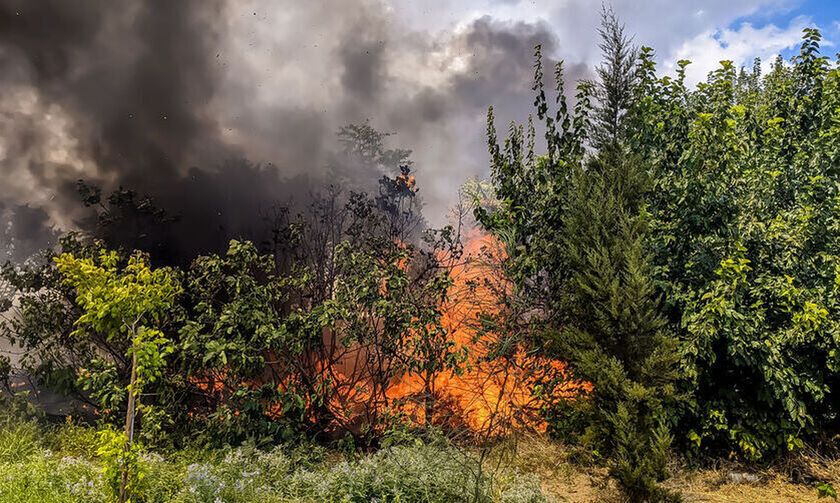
[0,0,591,263]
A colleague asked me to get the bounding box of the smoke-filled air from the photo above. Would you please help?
[2,1,840,502]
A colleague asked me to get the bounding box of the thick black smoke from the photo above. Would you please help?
[0,0,240,261]
[0,0,590,263]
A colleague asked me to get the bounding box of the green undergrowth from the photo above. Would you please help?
[0,406,547,503]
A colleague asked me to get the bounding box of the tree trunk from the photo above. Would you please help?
[424,378,434,427]
[118,351,138,503]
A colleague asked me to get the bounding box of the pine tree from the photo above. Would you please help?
[592,7,638,147]
[478,12,682,501]
[558,145,681,503]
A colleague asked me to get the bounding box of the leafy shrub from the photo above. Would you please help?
[314,444,482,502]
[159,442,547,503]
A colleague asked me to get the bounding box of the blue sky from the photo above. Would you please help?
[749,0,840,31]
[736,0,840,58]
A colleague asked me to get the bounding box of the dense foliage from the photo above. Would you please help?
[556,147,681,502]
[3,11,840,503]
[473,11,840,501]
[476,14,682,499]
[630,28,840,459]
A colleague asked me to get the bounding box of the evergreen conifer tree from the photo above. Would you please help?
[478,10,683,500]
[593,7,637,147]
[559,144,681,502]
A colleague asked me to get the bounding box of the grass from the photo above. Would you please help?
[0,409,837,503]
[0,413,549,503]
[503,434,840,503]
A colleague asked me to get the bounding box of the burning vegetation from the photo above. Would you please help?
[5,8,840,503]
[0,119,583,454]
[184,212,586,443]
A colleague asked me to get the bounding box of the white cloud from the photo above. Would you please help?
[664,15,811,84]
[390,1,807,76]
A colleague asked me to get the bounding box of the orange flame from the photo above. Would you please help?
[384,229,586,435]
[189,230,586,437]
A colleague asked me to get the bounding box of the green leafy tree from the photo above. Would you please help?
[323,229,467,432]
[55,249,180,502]
[629,28,840,458]
[178,232,465,446]
[178,239,321,444]
[477,45,590,319]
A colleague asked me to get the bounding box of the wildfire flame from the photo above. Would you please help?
[189,230,587,437]
[384,229,584,435]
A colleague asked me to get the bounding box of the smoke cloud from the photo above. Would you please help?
[0,0,590,262]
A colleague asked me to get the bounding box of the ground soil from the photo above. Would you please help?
[505,436,840,503]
